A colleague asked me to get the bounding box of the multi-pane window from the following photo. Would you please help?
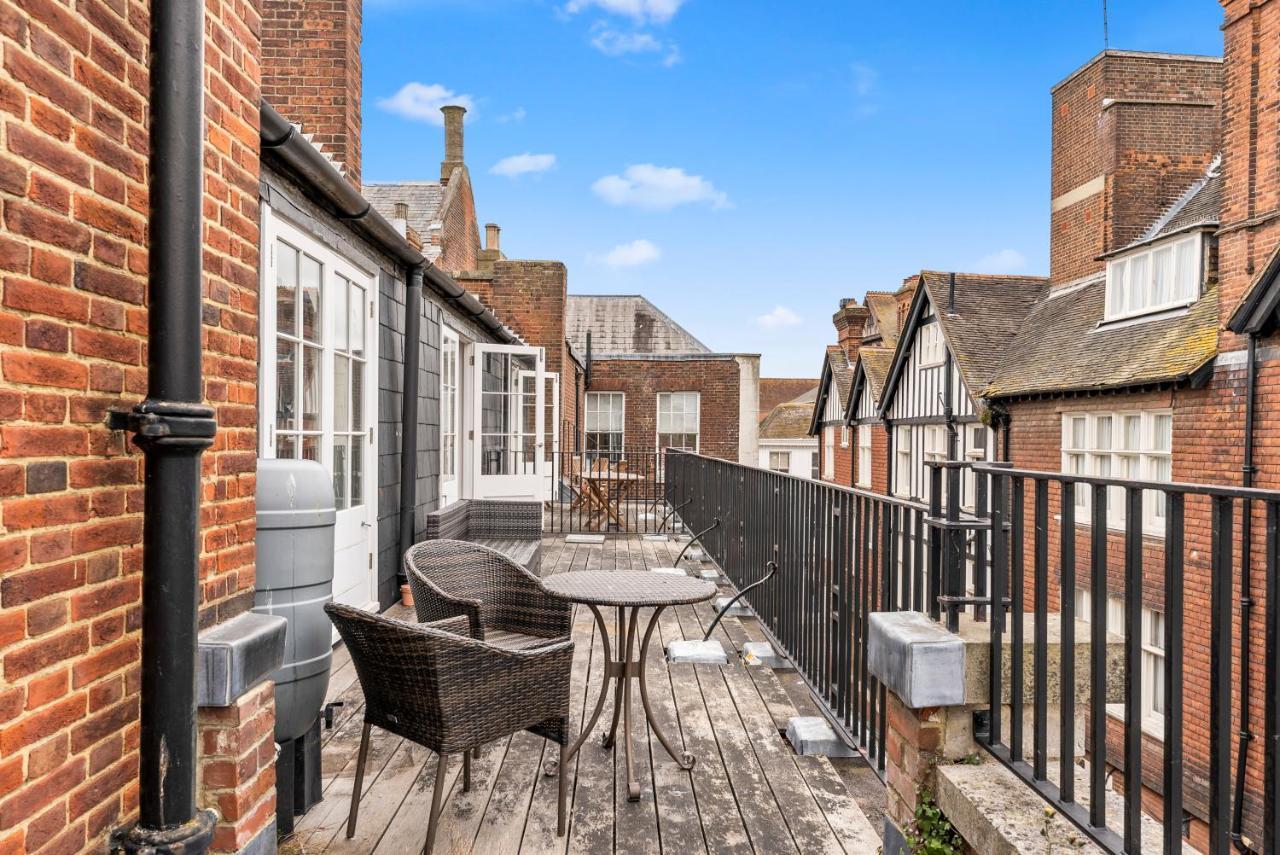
[440,329,459,486]
[1105,233,1201,321]
[840,425,850,448]
[1061,410,1172,534]
[822,428,836,480]
[768,451,790,473]
[856,425,872,488]
[274,240,323,463]
[585,392,624,457]
[918,321,945,367]
[1077,588,1165,734]
[810,452,819,481]
[894,425,912,498]
[657,392,699,452]
[331,275,367,509]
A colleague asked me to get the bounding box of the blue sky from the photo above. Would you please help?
[362,0,1225,377]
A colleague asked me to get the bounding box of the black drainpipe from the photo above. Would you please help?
[110,0,217,851]
[585,330,593,389]
[1232,332,1260,852]
[398,266,425,574]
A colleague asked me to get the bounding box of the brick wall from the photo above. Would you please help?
[1050,52,1222,286]
[817,425,853,488]
[586,358,741,461]
[262,0,363,188]
[0,0,266,849]
[436,169,480,275]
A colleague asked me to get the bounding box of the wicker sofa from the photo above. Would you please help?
[422,499,543,573]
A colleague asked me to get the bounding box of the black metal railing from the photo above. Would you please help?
[957,462,1278,855]
[665,451,930,771]
[665,451,1280,855]
[544,448,679,534]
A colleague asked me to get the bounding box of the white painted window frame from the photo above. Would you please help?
[1061,410,1172,536]
[655,391,700,453]
[585,391,625,456]
[1104,232,1202,322]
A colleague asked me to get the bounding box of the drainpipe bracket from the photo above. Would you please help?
[108,400,217,449]
[110,808,217,854]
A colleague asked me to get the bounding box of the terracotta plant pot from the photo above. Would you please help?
[400,583,414,608]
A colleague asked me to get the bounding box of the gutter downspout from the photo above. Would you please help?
[398,266,425,577]
[111,0,218,850]
[1232,332,1259,853]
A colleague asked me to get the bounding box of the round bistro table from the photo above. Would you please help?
[542,570,716,801]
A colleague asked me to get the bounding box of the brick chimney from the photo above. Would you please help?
[476,223,503,273]
[441,105,466,183]
[833,298,869,360]
[1049,51,1221,289]
[261,0,364,188]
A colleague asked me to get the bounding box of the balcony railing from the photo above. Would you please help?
[663,451,1280,855]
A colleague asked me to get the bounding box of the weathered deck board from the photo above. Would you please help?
[282,533,877,854]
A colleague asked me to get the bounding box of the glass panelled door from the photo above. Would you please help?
[472,344,544,500]
[440,328,460,507]
[542,373,560,500]
[262,209,377,613]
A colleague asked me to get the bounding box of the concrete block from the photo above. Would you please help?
[667,639,728,665]
[867,611,966,709]
[741,641,786,669]
[651,567,686,576]
[697,568,721,582]
[785,716,857,757]
[565,534,605,544]
[198,612,287,708]
[713,596,751,618]
[642,534,670,542]
[673,533,693,543]
[685,546,706,562]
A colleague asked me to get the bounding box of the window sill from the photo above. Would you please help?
[1095,301,1194,330]
[1105,705,1165,742]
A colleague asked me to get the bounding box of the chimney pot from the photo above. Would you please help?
[485,223,501,253]
[441,105,466,182]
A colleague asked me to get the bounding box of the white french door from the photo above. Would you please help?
[440,327,461,507]
[471,344,545,500]
[260,207,378,613]
[542,373,560,500]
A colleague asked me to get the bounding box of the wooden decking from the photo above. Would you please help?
[280,535,881,854]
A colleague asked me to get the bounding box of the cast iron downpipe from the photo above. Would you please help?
[110,0,218,850]
[398,266,425,568]
[1232,332,1260,853]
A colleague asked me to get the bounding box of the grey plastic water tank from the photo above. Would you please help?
[254,459,336,743]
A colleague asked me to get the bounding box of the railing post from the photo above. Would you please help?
[944,463,964,633]
[927,463,943,623]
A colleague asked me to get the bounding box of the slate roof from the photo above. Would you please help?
[759,379,820,423]
[564,295,710,355]
[912,271,1049,399]
[808,346,854,435]
[859,347,894,404]
[364,182,445,258]
[984,278,1218,398]
[827,346,855,405]
[759,402,818,441]
[864,292,902,347]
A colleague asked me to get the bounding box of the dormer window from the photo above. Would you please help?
[1105,233,1202,322]
[918,322,945,367]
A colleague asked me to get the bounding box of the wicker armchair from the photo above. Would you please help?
[404,539,573,649]
[324,603,575,852]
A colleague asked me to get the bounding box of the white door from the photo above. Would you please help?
[260,208,378,613]
[542,372,560,500]
[472,344,545,500]
[440,327,461,507]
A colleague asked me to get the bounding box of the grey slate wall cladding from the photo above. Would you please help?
[262,166,495,611]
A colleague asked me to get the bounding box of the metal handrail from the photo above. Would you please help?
[702,561,778,643]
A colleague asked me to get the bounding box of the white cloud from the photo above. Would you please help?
[592,164,729,211]
[589,24,680,65]
[598,239,662,267]
[564,0,686,24]
[756,306,802,330]
[975,248,1028,274]
[496,107,527,124]
[850,61,879,117]
[490,152,557,178]
[377,83,475,124]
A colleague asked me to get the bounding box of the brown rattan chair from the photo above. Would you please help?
[324,603,574,853]
[403,539,572,649]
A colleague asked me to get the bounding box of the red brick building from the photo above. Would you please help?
[844,289,908,493]
[564,295,760,464]
[809,300,865,486]
[0,0,269,849]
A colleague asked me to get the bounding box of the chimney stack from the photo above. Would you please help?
[832,298,870,360]
[393,202,409,220]
[485,223,501,253]
[441,105,466,182]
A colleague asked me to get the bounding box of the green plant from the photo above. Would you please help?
[904,786,964,855]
